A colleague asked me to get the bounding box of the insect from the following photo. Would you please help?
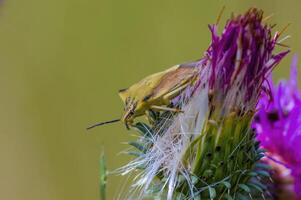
[87,62,200,130]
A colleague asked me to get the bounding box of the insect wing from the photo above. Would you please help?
[150,64,199,100]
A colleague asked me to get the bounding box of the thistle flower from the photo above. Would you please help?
[253,57,301,199]
[120,8,289,199]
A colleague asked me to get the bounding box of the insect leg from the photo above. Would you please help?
[150,105,183,113]
[162,82,190,104]
[145,110,158,124]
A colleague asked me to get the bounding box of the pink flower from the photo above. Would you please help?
[253,56,301,197]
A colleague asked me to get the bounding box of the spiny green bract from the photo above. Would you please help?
[127,111,271,199]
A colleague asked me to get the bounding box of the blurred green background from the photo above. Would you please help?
[0,0,300,199]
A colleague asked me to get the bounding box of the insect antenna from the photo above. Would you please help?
[86,119,120,130]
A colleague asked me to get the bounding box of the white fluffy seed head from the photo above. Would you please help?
[119,79,209,200]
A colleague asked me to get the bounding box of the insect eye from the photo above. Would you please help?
[143,94,152,102]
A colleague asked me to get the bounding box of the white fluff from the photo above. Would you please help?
[119,82,209,200]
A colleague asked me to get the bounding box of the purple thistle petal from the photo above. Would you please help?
[198,8,290,115]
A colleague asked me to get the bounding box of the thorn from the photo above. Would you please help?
[270,23,277,29]
[269,177,274,183]
[277,35,291,43]
[278,23,291,37]
[275,42,290,48]
[216,6,226,25]
[263,13,274,22]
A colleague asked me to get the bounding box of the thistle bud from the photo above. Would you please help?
[120,8,289,199]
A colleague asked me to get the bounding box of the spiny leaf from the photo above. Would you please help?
[224,194,233,200]
[255,153,265,161]
[251,180,267,190]
[135,164,147,170]
[256,170,270,177]
[237,193,249,200]
[176,193,186,200]
[203,169,213,178]
[99,153,106,200]
[255,162,272,170]
[193,195,201,200]
[133,122,153,137]
[177,175,186,185]
[191,192,202,200]
[191,175,199,185]
[239,184,251,193]
[222,181,231,189]
[256,149,267,154]
[254,141,261,149]
[208,186,216,199]
[247,171,258,177]
[128,141,147,152]
[247,183,263,193]
[127,151,143,157]
[146,183,163,194]
[147,109,160,122]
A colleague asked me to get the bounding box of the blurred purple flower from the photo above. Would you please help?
[253,56,301,197]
